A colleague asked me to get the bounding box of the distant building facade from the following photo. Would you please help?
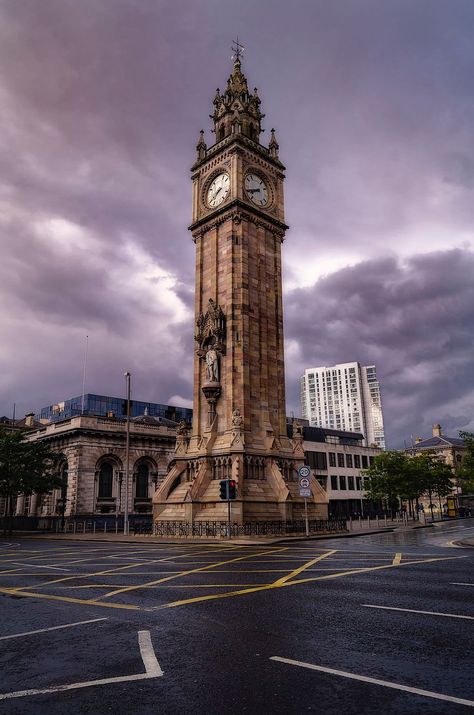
[39,393,192,425]
[288,422,382,518]
[404,423,470,511]
[300,362,385,449]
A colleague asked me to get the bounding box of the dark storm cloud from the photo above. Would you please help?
[284,248,474,447]
[0,1,473,445]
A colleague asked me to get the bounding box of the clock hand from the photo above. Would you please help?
[248,188,260,193]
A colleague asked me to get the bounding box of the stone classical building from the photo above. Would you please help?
[1,413,177,524]
[153,52,328,524]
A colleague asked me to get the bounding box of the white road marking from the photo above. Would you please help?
[451,582,474,587]
[11,562,70,571]
[0,630,163,700]
[270,656,474,708]
[362,604,474,620]
[0,618,108,641]
[138,630,163,676]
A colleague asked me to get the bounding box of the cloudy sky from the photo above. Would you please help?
[1,0,473,447]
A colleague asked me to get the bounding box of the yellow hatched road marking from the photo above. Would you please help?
[273,550,337,586]
[392,553,402,565]
[153,555,467,610]
[100,547,288,598]
[7,547,219,592]
[0,586,139,610]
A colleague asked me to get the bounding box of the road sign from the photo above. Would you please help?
[299,487,311,498]
[298,465,311,479]
[299,476,310,489]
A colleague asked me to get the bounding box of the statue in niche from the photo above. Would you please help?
[176,420,189,437]
[205,344,219,382]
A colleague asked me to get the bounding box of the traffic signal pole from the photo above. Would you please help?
[227,486,231,540]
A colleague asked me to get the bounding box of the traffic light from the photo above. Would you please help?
[228,480,237,500]
[219,480,228,500]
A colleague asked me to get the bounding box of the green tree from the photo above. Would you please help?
[364,451,416,516]
[410,452,454,520]
[0,428,61,536]
[458,431,474,494]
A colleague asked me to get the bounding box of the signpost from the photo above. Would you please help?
[298,465,312,537]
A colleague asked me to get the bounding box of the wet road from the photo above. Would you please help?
[0,520,473,714]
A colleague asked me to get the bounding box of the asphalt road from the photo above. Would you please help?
[0,519,473,714]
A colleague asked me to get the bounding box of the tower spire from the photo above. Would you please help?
[211,40,264,145]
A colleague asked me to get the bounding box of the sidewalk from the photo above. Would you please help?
[5,520,435,547]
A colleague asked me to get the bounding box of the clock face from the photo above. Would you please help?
[245,173,269,206]
[207,173,230,208]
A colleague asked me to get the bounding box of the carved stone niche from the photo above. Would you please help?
[195,298,226,359]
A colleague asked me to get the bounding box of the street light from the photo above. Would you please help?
[124,372,131,535]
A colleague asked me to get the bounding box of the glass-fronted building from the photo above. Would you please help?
[39,394,192,425]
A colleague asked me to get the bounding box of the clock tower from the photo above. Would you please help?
[154,52,328,524]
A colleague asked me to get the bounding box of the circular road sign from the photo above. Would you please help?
[298,465,311,479]
[299,477,310,489]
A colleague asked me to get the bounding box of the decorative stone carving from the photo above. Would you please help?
[195,298,226,357]
[232,409,243,428]
[176,420,189,438]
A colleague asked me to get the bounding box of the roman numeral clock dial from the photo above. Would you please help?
[245,173,269,207]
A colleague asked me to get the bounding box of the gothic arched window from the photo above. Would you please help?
[136,464,149,499]
[98,462,113,498]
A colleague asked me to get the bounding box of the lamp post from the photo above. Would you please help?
[124,372,131,535]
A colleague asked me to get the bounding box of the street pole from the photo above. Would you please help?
[304,497,309,537]
[227,482,231,539]
[124,372,131,535]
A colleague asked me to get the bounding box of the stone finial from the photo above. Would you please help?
[269,128,279,159]
[196,129,207,160]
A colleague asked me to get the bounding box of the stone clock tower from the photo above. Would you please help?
[153,53,327,524]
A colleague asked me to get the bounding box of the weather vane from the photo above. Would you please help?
[232,37,245,62]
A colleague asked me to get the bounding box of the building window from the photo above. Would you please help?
[329,452,336,467]
[361,455,368,469]
[98,463,113,498]
[331,475,338,490]
[337,453,344,468]
[307,452,327,471]
[369,456,375,466]
[339,476,346,490]
[356,477,362,490]
[354,454,361,469]
[135,464,149,499]
[346,454,353,469]
[348,476,355,490]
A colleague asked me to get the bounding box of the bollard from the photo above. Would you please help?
[384,515,387,526]
[367,516,370,528]
[376,516,379,527]
[349,516,352,531]
[93,522,96,534]
[115,521,118,534]
[73,522,76,534]
[104,522,107,534]
[359,515,362,529]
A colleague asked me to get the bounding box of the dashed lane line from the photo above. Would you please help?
[451,582,474,587]
[11,562,70,571]
[0,618,108,641]
[392,553,402,565]
[362,604,474,620]
[0,630,162,701]
[270,656,474,709]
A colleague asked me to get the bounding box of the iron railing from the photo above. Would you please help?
[150,518,347,538]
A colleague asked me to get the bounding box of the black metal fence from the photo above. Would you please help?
[149,518,347,538]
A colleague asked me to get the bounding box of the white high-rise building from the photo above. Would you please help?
[300,362,385,449]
